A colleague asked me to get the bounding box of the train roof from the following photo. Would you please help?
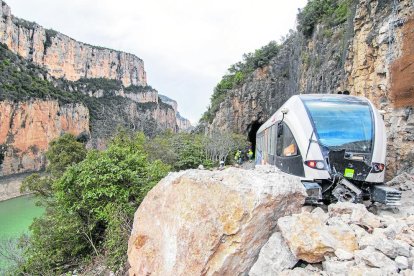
[298,94,370,104]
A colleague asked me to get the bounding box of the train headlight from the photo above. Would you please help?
[305,160,325,170]
[372,163,385,173]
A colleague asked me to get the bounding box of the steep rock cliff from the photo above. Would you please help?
[0,0,146,87]
[0,1,192,179]
[207,0,414,178]
[0,100,90,176]
[159,94,193,132]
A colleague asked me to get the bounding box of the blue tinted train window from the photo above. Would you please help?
[302,97,373,153]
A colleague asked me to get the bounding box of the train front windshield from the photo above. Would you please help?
[302,97,374,153]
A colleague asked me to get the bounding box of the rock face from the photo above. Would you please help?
[0,100,89,176]
[127,167,306,276]
[206,0,414,178]
[0,173,30,201]
[0,2,191,186]
[176,112,193,132]
[116,88,158,104]
[159,95,193,132]
[0,0,146,87]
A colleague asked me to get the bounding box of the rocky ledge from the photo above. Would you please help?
[127,166,414,276]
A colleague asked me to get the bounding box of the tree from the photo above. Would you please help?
[21,134,87,198]
[204,132,248,163]
[19,132,170,274]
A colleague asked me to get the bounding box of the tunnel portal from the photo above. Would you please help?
[247,120,263,157]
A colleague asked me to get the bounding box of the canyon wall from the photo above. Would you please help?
[0,1,191,184]
[0,100,90,176]
[176,112,193,132]
[159,94,193,132]
[207,0,414,178]
[0,0,146,87]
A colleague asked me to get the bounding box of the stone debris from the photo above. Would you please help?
[381,172,414,218]
[126,168,414,276]
[278,210,358,263]
[249,232,297,276]
[269,201,414,275]
[396,256,409,270]
[322,259,355,275]
[354,246,397,272]
[334,249,354,261]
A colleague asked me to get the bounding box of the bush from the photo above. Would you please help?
[297,0,351,37]
[18,132,170,274]
[145,131,249,169]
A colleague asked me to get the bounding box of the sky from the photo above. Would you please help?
[6,0,307,123]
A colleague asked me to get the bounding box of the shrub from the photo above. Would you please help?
[145,131,249,169]
[18,132,170,274]
[297,0,351,37]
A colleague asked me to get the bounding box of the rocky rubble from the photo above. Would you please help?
[127,167,414,276]
[254,201,414,275]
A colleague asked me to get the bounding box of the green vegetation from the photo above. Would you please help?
[64,78,154,96]
[12,18,37,30]
[145,131,249,170]
[297,0,352,37]
[0,144,5,166]
[0,43,83,104]
[4,130,247,274]
[72,78,123,92]
[44,29,58,50]
[6,132,170,274]
[124,84,154,93]
[201,41,280,123]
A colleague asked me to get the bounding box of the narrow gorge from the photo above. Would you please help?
[0,0,191,190]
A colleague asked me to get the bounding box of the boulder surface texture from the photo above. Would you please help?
[127,167,306,276]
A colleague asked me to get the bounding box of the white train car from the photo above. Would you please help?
[256,94,400,205]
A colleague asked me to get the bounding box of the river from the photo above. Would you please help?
[0,195,44,270]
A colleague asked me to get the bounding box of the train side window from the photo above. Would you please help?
[270,125,276,155]
[276,122,298,157]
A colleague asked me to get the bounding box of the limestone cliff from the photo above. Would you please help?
[176,112,193,132]
[159,94,193,132]
[206,0,414,178]
[0,0,146,87]
[0,1,190,179]
[0,100,90,176]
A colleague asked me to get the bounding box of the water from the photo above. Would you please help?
[0,195,44,270]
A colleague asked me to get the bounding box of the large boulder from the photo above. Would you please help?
[127,167,306,276]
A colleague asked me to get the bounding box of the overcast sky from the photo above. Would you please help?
[6,0,307,123]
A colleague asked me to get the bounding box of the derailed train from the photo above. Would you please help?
[256,94,401,205]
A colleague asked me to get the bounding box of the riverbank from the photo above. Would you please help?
[0,172,34,202]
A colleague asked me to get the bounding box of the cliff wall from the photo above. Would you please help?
[0,1,190,182]
[0,0,146,87]
[176,112,193,132]
[0,100,90,176]
[159,94,193,132]
[207,0,414,178]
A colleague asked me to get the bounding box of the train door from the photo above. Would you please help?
[275,122,305,177]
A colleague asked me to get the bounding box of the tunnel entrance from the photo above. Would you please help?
[247,120,263,157]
